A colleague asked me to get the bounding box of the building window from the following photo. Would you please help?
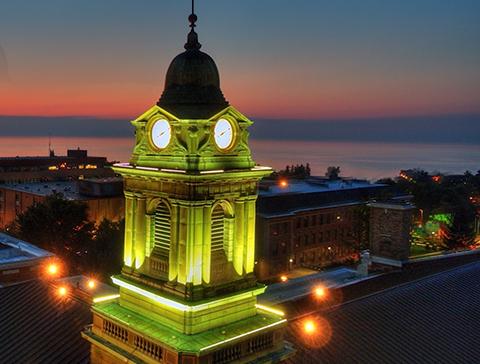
[210,204,235,283]
[270,224,279,236]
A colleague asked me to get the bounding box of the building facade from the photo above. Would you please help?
[0,179,124,228]
[82,9,293,364]
[255,179,390,281]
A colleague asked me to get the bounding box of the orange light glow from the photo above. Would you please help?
[296,316,332,349]
[304,320,316,335]
[47,263,59,276]
[279,180,288,188]
[87,279,96,289]
[280,275,288,283]
[314,286,326,299]
[58,286,68,297]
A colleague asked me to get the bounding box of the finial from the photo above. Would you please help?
[185,0,201,50]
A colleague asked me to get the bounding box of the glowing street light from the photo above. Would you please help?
[87,279,96,289]
[314,286,326,299]
[303,320,317,335]
[58,286,68,297]
[279,179,288,188]
[47,263,59,276]
[280,275,288,283]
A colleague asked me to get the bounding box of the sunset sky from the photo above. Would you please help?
[0,0,479,120]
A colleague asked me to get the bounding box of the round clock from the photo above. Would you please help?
[150,119,171,150]
[214,119,234,150]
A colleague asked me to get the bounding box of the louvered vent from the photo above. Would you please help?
[154,202,171,255]
[211,206,225,252]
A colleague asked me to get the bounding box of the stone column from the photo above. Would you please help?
[189,203,205,285]
[243,197,257,274]
[176,202,188,284]
[169,201,179,282]
[134,194,146,270]
[234,199,245,276]
[123,192,134,268]
[202,204,212,284]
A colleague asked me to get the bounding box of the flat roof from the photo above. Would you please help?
[0,232,54,265]
[259,267,379,306]
[259,179,385,197]
[1,181,88,200]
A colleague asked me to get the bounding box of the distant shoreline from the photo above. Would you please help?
[0,136,477,180]
[0,115,479,145]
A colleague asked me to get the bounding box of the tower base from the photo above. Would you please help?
[82,300,295,363]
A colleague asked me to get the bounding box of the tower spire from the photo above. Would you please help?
[185,0,201,50]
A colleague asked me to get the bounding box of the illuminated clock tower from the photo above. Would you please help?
[83,6,294,364]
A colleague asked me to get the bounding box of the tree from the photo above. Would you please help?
[351,205,370,251]
[12,194,93,258]
[325,166,341,180]
[441,188,476,249]
[443,208,476,249]
[10,194,126,278]
[90,219,125,280]
[275,163,311,179]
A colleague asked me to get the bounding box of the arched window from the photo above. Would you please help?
[210,204,235,284]
[154,201,171,256]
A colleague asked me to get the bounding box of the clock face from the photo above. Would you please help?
[214,119,234,150]
[150,119,171,150]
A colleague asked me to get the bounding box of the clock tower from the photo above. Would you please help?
[82,6,294,364]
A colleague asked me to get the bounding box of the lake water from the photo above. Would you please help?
[0,136,478,180]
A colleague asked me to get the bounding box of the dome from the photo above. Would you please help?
[157,23,229,119]
[165,50,220,90]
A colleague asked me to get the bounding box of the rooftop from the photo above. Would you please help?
[259,267,379,306]
[288,260,480,363]
[1,181,87,200]
[0,178,123,200]
[0,232,54,266]
[0,280,91,364]
[259,178,384,197]
[257,178,389,218]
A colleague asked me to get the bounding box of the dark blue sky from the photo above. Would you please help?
[0,0,479,119]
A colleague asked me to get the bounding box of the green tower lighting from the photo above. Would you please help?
[83,4,295,363]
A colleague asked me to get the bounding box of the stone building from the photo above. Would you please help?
[369,202,415,262]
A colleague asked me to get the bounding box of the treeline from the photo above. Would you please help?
[272,164,343,180]
[379,169,480,249]
[7,194,124,280]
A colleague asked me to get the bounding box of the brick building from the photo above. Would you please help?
[255,178,390,281]
[0,178,124,229]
